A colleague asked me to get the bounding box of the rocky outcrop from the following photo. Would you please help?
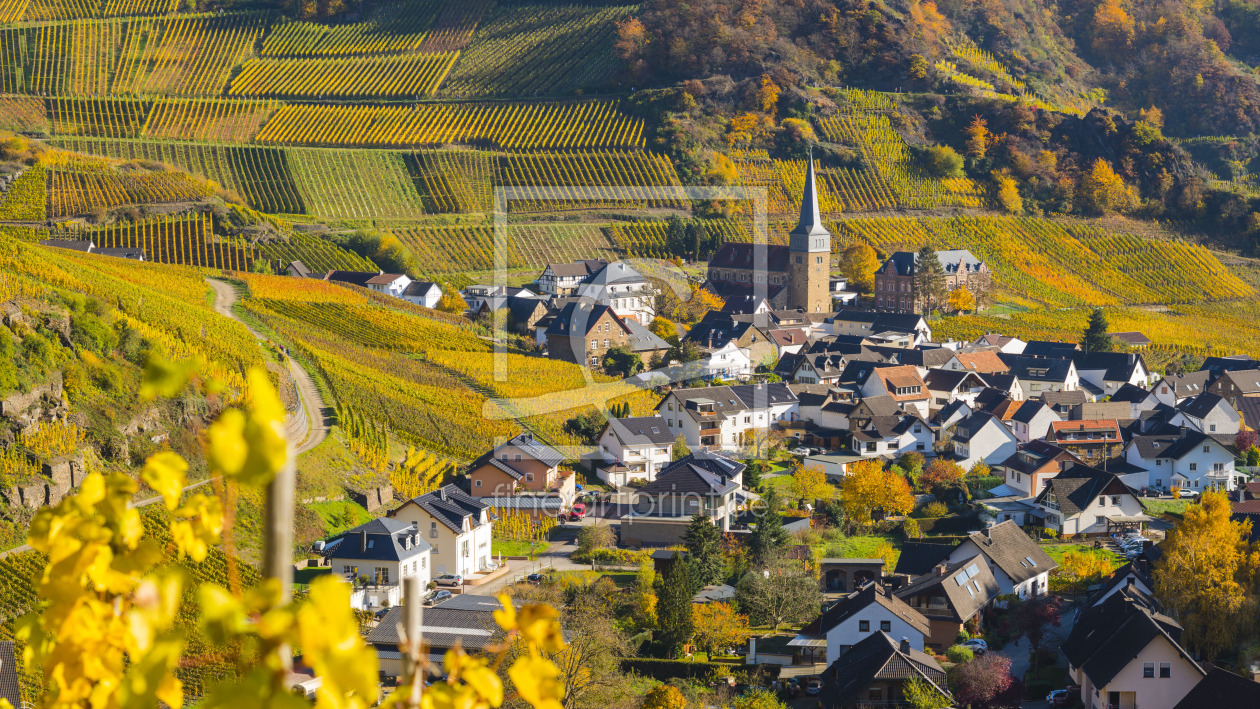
[0,301,23,328]
[1,371,64,419]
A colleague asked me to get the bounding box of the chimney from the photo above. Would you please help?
[936,563,948,577]
[900,637,911,654]
[439,487,447,501]
[359,530,367,553]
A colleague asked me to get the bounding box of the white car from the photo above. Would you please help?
[1179,488,1198,498]
[961,638,988,655]
[790,447,811,456]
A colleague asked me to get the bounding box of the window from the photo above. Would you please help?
[880,621,891,632]
[430,522,438,538]
[526,473,534,482]
[474,480,482,488]
[1210,424,1217,432]
[1143,663,1155,678]
[1203,445,1210,453]
[500,453,507,461]
[1189,463,1198,471]
[421,557,426,569]
[1095,515,1106,526]
[1099,497,1107,506]
[514,454,522,462]
[858,620,870,632]
[916,443,925,451]
[816,256,823,264]
[1159,663,1171,678]
[375,567,390,584]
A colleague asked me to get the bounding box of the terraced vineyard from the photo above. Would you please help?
[255,233,377,274]
[46,167,214,217]
[406,149,494,213]
[391,223,617,279]
[141,98,277,142]
[287,148,428,219]
[496,151,684,211]
[259,1,442,57]
[609,218,768,258]
[442,3,632,98]
[58,213,256,270]
[228,51,459,100]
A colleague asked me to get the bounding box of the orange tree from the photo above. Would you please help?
[691,601,750,657]
[838,459,914,524]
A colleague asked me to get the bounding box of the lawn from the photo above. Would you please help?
[309,499,374,538]
[493,539,546,558]
[1142,498,1192,517]
[1038,542,1121,566]
[294,567,332,586]
[814,534,901,568]
[761,473,838,500]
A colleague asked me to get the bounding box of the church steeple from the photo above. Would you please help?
[790,149,830,249]
[786,147,832,314]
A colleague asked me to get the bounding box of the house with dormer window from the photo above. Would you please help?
[1171,393,1241,435]
[388,485,493,580]
[324,518,432,610]
[1123,430,1240,492]
[1146,371,1212,407]
[658,384,798,451]
[595,416,675,486]
[849,413,933,458]
[1033,464,1147,536]
[620,453,745,546]
[466,433,575,503]
[1047,419,1123,464]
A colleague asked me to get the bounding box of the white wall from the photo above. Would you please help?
[954,421,1019,471]
[1090,634,1203,709]
[824,605,926,661]
[598,427,672,485]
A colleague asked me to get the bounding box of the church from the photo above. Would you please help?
[704,157,832,313]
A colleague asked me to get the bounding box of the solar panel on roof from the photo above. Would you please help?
[966,563,979,577]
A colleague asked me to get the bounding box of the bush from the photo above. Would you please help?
[921,501,949,517]
[917,144,965,177]
[956,631,970,644]
[571,547,647,565]
[916,515,982,535]
[946,645,974,664]
[619,658,780,681]
[902,518,921,538]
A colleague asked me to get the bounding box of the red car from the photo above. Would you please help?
[568,503,586,521]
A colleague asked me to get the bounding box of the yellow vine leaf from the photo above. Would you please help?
[296,577,380,709]
[507,655,564,709]
[140,451,188,512]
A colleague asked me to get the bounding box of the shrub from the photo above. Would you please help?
[1025,679,1053,699]
[918,144,964,177]
[922,501,949,517]
[946,645,974,664]
[902,518,921,539]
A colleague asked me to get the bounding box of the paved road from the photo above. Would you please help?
[993,604,1077,708]
[206,278,330,454]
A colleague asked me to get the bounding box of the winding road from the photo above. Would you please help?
[206,278,330,455]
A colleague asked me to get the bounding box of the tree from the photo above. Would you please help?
[840,242,880,294]
[686,220,709,260]
[672,434,691,461]
[657,559,697,656]
[1010,595,1064,671]
[436,289,466,313]
[1092,0,1135,56]
[577,524,615,555]
[731,688,787,709]
[922,458,964,487]
[683,514,724,587]
[788,463,831,505]
[1235,430,1258,452]
[631,560,658,630]
[735,555,821,631]
[908,54,929,81]
[947,286,975,313]
[912,246,946,316]
[1154,491,1259,659]
[641,685,686,709]
[919,145,964,178]
[968,461,991,478]
[1078,158,1136,215]
[964,115,990,159]
[992,170,1023,214]
[757,74,780,114]
[951,653,1013,708]
[665,215,687,256]
[749,488,789,561]
[691,602,749,657]
[649,316,679,346]
[744,459,768,491]
[903,677,951,709]
[839,459,915,524]
[602,346,644,377]
[1081,308,1115,353]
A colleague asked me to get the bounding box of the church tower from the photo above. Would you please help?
[787,152,831,313]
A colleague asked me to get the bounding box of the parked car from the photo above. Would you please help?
[424,589,452,606]
[804,678,822,696]
[1141,487,1159,497]
[961,638,988,655]
[434,573,463,587]
[526,573,545,585]
[1046,689,1073,707]
[790,447,810,456]
[374,607,392,620]
[569,503,586,521]
[1179,488,1198,498]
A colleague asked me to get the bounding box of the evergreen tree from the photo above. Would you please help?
[1082,308,1115,352]
[683,513,724,586]
[750,488,789,562]
[912,246,946,316]
[666,215,687,256]
[657,558,696,657]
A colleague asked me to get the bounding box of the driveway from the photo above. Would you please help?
[991,604,1076,707]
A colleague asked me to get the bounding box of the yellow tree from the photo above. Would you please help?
[964,115,990,158]
[839,459,915,524]
[642,685,688,709]
[649,316,679,345]
[947,285,975,313]
[789,463,832,504]
[1154,491,1260,658]
[992,170,1023,214]
[758,74,781,114]
[1092,0,1135,56]
[840,242,880,293]
[436,289,466,313]
[692,602,751,657]
[1078,158,1136,215]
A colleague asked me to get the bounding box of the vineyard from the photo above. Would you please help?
[56,213,258,270]
[287,147,428,219]
[391,446,455,500]
[608,218,763,258]
[255,233,377,274]
[0,165,46,219]
[390,223,617,279]
[496,150,684,211]
[227,51,459,100]
[441,3,632,98]
[46,167,214,217]
[141,98,277,142]
[259,1,442,57]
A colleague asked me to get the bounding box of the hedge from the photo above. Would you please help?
[917,515,983,535]
[620,658,781,681]
[571,548,649,565]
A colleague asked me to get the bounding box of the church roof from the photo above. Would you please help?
[791,155,830,238]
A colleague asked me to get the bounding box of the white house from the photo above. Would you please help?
[946,521,1056,599]
[971,334,1027,353]
[325,270,412,298]
[949,412,1019,471]
[1072,352,1151,397]
[1034,464,1149,536]
[1001,355,1080,398]
[787,582,932,665]
[595,415,675,486]
[575,261,655,325]
[1146,371,1212,408]
[1123,430,1240,492]
[1008,400,1060,443]
[1171,393,1241,435]
[923,370,988,412]
[700,341,754,380]
[325,518,432,610]
[387,485,493,580]
[400,281,443,308]
[850,413,933,458]
[537,259,607,296]
[658,383,797,452]
[620,453,745,546]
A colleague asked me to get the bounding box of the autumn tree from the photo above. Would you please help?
[1010,595,1064,671]
[1154,491,1260,659]
[735,554,821,631]
[631,559,658,630]
[757,74,781,115]
[789,463,832,505]
[920,145,964,177]
[1078,158,1136,215]
[683,513,724,587]
[992,170,1023,214]
[952,653,1014,708]
[912,246,946,316]
[1081,308,1115,353]
[947,286,975,313]
[436,289,466,313]
[839,459,915,524]
[641,685,686,709]
[614,17,648,78]
[840,242,880,293]
[903,677,951,709]
[964,115,991,159]
[1092,0,1135,57]
[922,459,964,487]
[691,602,750,657]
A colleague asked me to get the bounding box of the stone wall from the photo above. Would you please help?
[0,371,64,419]
[348,485,394,513]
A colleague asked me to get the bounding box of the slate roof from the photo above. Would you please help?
[544,259,607,278]
[1062,590,1201,691]
[963,520,1057,585]
[1176,392,1228,420]
[924,369,985,393]
[1109,383,1151,404]
[999,354,1076,383]
[606,416,675,446]
[798,582,931,638]
[94,247,145,260]
[894,555,1001,622]
[1174,668,1260,708]
[1109,331,1151,346]
[997,440,1075,475]
[819,632,949,709]
[1128,430,1221,461]
[682,310,756,348]
[402,280,440,297]
[585,261,646,286]
[971,388,1014,413]
[1041,389,1089,410]
[1238,397,1260,432]
[852,395,903,419]
[893,541,955,577]
[1034,464,1135,516]
[0,641,19,708]
[1022,340,1081,358]
[929,399,971,428]
[829,309,927,336]
[1199,355,1260,376]
[391,485,489,534]
[1071,351,1145,382]
[325,517,432,562]
[367,598,498,650]
[625,319,671,353]
[40,238,94,252]
[950,412,1009,445]
[851,414,923,441]
[544,300,627,337]
[880,249,984,276]
[1157,370,1212,398]
[709,242,792,272]
[774,352,806,378]
[1010,400,1053,425]
[636,452,743,496]
[325,270,382,287]
[864,345,955,368]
